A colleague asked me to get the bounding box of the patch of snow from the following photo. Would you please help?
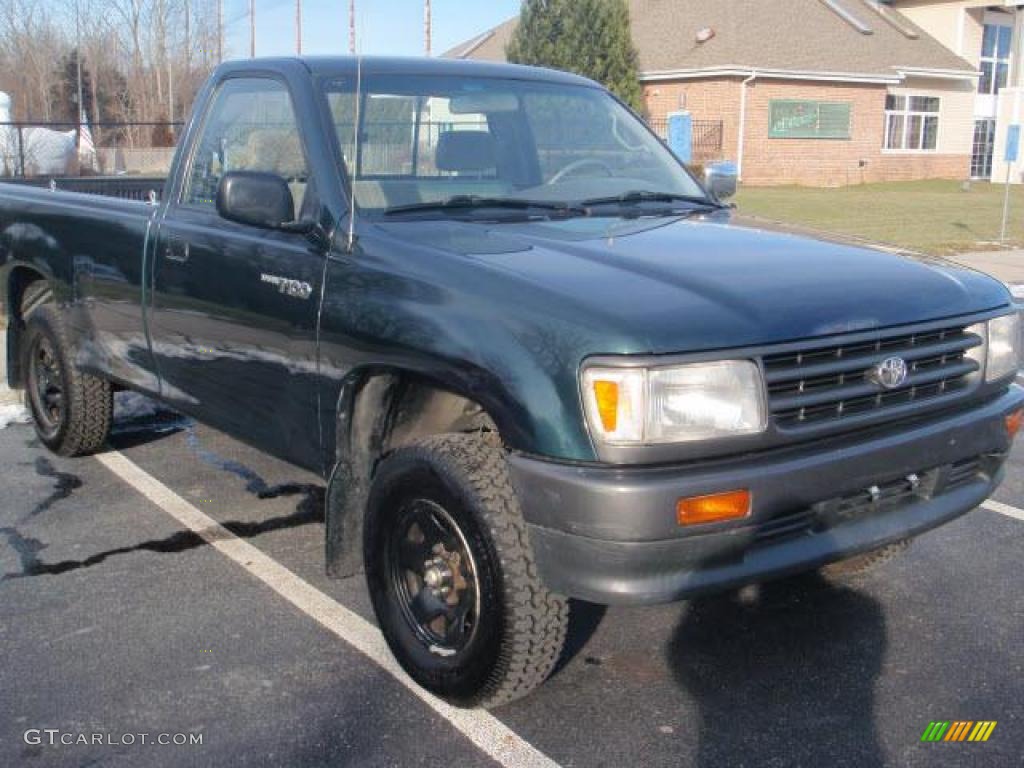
[0,402,30,429]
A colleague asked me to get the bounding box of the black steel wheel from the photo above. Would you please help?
[27,333,64,441]
[21,303,112,456]
[388,499,481,656]
[365,433,568,708]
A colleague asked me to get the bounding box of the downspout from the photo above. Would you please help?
[737,71,757,181]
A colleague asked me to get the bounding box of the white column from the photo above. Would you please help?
[991,86,1024,184]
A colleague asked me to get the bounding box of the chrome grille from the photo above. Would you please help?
[764,323,982,428]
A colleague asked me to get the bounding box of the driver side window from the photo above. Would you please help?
[185,78,310,215]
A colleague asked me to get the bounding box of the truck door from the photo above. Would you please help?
[148,76,326,471]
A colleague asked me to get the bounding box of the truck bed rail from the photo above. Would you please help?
[0,176,166,203]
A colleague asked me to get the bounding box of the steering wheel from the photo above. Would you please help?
[547,158,615,185]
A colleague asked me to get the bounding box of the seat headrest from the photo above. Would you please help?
[435,131,497,173]
[240,129,306,178]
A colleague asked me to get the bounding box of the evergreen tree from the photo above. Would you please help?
[50,49,93,123]
[507,0,644,113]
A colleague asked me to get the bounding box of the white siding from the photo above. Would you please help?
[895,1,977,57]
[886,76,975,154]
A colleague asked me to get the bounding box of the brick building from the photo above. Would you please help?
[444,0,981,186]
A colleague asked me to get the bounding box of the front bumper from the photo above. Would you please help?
[508,387,1024,605]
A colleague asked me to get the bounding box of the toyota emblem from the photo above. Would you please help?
[870,356,909,390]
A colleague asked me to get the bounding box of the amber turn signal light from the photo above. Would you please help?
[1006,408,1024,440]
[592,380,620,432]
[676,489,751,526]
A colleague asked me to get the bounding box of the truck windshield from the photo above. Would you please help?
[323,74,708,218]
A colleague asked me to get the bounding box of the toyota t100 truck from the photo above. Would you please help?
[1,57,1021,707]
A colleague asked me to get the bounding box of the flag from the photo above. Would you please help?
[78,108,96,170]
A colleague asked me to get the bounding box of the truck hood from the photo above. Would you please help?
[377,212,1012,354]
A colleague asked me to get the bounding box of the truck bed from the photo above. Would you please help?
[0,175,166,203]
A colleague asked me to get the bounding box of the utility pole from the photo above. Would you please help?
[75,0,84,121]
[250,0,256,58]
[168,56,175,124]
[349,0,356,54]
[424,0,431,56]
[296,0,302,54]
[184,0,191,112]
[217,0,223,63]
[184,0,191,73]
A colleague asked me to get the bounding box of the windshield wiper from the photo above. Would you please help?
[579,190,724,209]
[384,195,586,217]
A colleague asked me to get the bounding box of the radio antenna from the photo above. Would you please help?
[347,55,362,252]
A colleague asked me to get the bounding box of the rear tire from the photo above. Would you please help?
[22,303,112,456]
[820,539,910,578]
[364,433,568,708]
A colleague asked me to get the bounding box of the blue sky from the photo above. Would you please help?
[223,0,520,59]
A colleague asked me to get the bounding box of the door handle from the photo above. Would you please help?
[164,239,190,263]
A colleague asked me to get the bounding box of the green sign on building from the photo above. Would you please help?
[769,100,852,139]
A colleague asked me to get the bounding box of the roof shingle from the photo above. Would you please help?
[442,0,976,81]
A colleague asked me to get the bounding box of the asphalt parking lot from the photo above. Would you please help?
[2,393,1022,767]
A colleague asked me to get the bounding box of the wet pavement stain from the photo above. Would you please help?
[184,425,271,495]
[0,527,46,578]
[184,424,324,503]
[24,457,83,520]
[1,490,323,580]
[1,405,324,580]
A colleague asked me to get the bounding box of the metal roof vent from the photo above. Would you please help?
[819,0,874,35]
[863,0,919,39]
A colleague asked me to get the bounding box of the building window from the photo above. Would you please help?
[980,23,1012,95]
[768,100,851,139]
[884,95,939,151]
[971,119,996,179]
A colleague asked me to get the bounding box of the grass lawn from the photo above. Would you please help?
[734,180,1024,255]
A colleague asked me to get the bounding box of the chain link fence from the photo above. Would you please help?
[0,117,726,184]
[0,121,183,178]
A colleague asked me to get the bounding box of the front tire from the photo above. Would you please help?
[22,304,112,456]
[364,433,568,708]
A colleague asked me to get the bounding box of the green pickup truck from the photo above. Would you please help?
[1,57,1021,708]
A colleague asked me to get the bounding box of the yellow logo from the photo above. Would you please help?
[921,721,997,742]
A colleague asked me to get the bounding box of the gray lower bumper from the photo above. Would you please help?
[508,387,1024,605]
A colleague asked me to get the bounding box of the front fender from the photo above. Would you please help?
[316,251,602,466]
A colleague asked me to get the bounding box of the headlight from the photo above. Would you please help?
[986,312,1021,381]
[967,314,1021,383]
[582,360,766,445]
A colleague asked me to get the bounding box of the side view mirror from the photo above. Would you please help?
[216,171,294,229]
[704,161,738,201]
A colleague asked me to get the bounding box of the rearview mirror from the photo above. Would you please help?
[449,92,520,114]
[216,171,294,229]
[704,161,738,201]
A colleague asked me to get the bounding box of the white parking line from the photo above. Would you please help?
[94,449,559,768]
[982,499,1024,522]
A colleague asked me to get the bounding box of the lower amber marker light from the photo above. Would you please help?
[1006,408,1024,440]
[676,489,751,526]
